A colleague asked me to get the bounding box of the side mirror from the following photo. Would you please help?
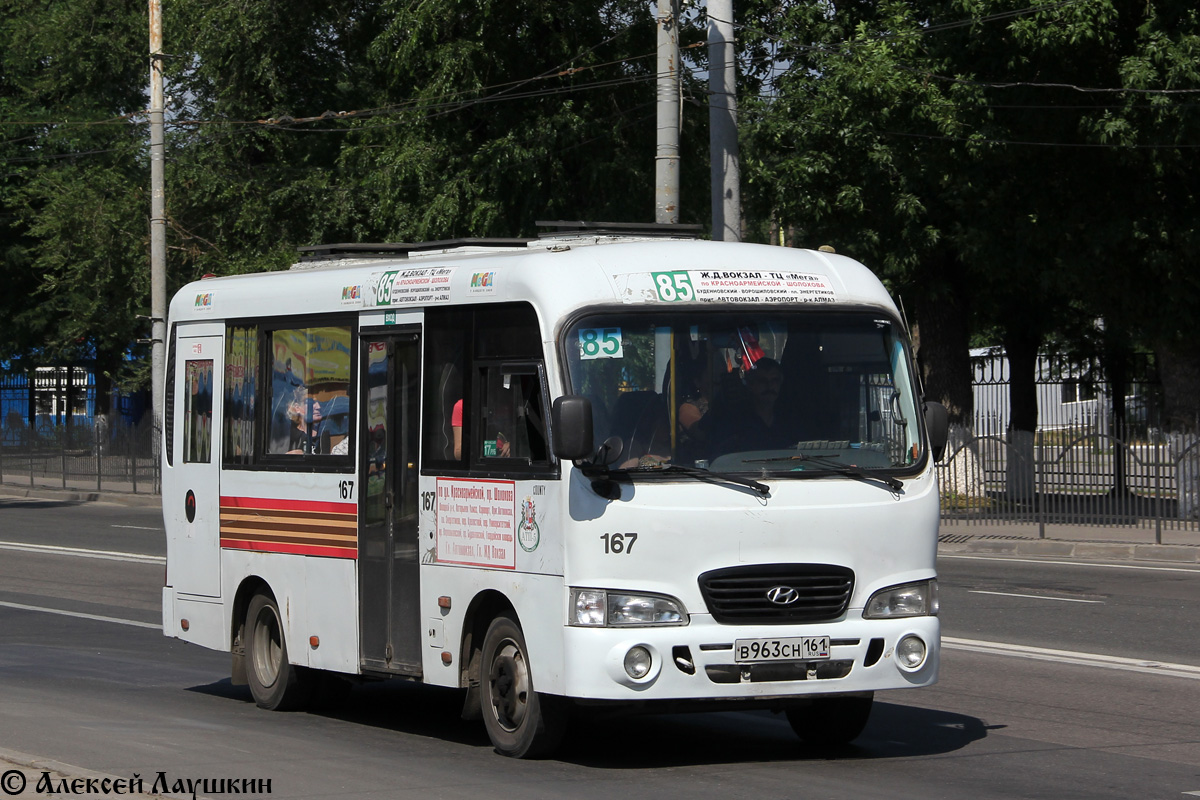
[924,401,949,462]
[552,396,594,461]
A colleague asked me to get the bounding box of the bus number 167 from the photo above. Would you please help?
[600,532,638,554]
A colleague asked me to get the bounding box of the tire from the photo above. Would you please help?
[480,614,567,758]
[785,693,874,746]
[244,592,312,711]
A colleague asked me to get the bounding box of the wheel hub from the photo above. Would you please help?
[489,640,530,732]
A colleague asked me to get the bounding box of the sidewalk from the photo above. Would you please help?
[0,482,160,508]
[938,520,1200,563]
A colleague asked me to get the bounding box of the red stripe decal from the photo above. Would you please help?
[219,496,356,515]
[221,538,357,559]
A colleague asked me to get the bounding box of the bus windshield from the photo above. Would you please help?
[564,311,924,476]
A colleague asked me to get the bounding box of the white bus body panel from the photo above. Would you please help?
[555,470,940,700]
[415,475,567,686]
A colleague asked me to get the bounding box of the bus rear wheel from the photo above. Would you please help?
[245,592,312,710]
[785,693,874,746]
[480,614,566,758]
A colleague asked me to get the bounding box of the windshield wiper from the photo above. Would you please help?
[750,453,904,492]
[616,462,770,496]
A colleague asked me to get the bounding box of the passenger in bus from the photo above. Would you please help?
[614,391,671,468]
[287,396,322,454]
[321,394,351,455]
[675,358,714,463]
[708,358,797,454]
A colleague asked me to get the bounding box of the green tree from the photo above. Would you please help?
[162,0,709,283]
[740,0,1200,451]
[0,0,149,418]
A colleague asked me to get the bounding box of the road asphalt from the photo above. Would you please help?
[1,481,1197,794]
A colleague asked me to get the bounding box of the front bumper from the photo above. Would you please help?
[561,613,939,702]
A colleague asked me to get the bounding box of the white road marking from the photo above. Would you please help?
[110,524,163,531]
[969,590,1104,604]
[0,541,163,565]
[0,600,160,630]
[943,637,1200,680]
[941,554,1200,574]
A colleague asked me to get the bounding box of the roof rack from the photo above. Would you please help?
[536,220,703,238]
[296,222,702,263]
[297,238,531,262]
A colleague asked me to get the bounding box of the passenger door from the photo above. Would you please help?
[358,330,422,674]
[164,329,222,598]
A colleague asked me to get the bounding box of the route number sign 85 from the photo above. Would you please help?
[579,327,623,360]
[652,271,695,302]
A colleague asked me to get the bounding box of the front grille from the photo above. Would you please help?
[698,564,854,624]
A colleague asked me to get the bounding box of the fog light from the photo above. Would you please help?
[896,635,927,671]
[623,646,652,679]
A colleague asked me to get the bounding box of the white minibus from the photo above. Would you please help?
[162,224,948,757]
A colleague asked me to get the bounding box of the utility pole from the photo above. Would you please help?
[149,0,167,435]
[655,0,681,224]
[708,0,740,241]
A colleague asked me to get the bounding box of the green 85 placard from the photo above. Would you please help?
[652,271,695,302]
[578,327,623,360]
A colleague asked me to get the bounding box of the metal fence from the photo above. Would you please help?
[1,370,159,495]
[0,416,160,495]
[938,352,1199,538]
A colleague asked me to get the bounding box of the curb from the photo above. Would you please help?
[938,538,1200,564]
[0,485,160,508]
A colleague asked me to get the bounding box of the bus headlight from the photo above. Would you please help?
[624,646,653,678]
[895,634,928,671]
[863,580,939,619]
[570,589,688,626]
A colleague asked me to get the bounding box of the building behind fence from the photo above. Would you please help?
[0,367,158,494]
[939,350,1198,537]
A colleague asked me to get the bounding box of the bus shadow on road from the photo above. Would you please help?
[189,677,992,766]
[188,678,492,748]
[553,702,994,768]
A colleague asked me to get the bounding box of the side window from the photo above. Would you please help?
[423,309,470,466]
[478,363,550,466]
[223,325,258,466]
[183,359,213,463]
[422,302,554,477]
[265,325,353,458]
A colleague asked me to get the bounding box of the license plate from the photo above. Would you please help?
[734,636,830,663]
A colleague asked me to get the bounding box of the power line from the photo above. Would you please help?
[878,129,1200,149]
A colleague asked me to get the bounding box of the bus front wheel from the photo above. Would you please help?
[480,614,566,758]
[245,592,311,710]
[785,693,874,746]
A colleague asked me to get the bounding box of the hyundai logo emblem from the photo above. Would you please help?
[766,585,800,605]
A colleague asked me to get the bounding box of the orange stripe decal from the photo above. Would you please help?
[219,496,358,559]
